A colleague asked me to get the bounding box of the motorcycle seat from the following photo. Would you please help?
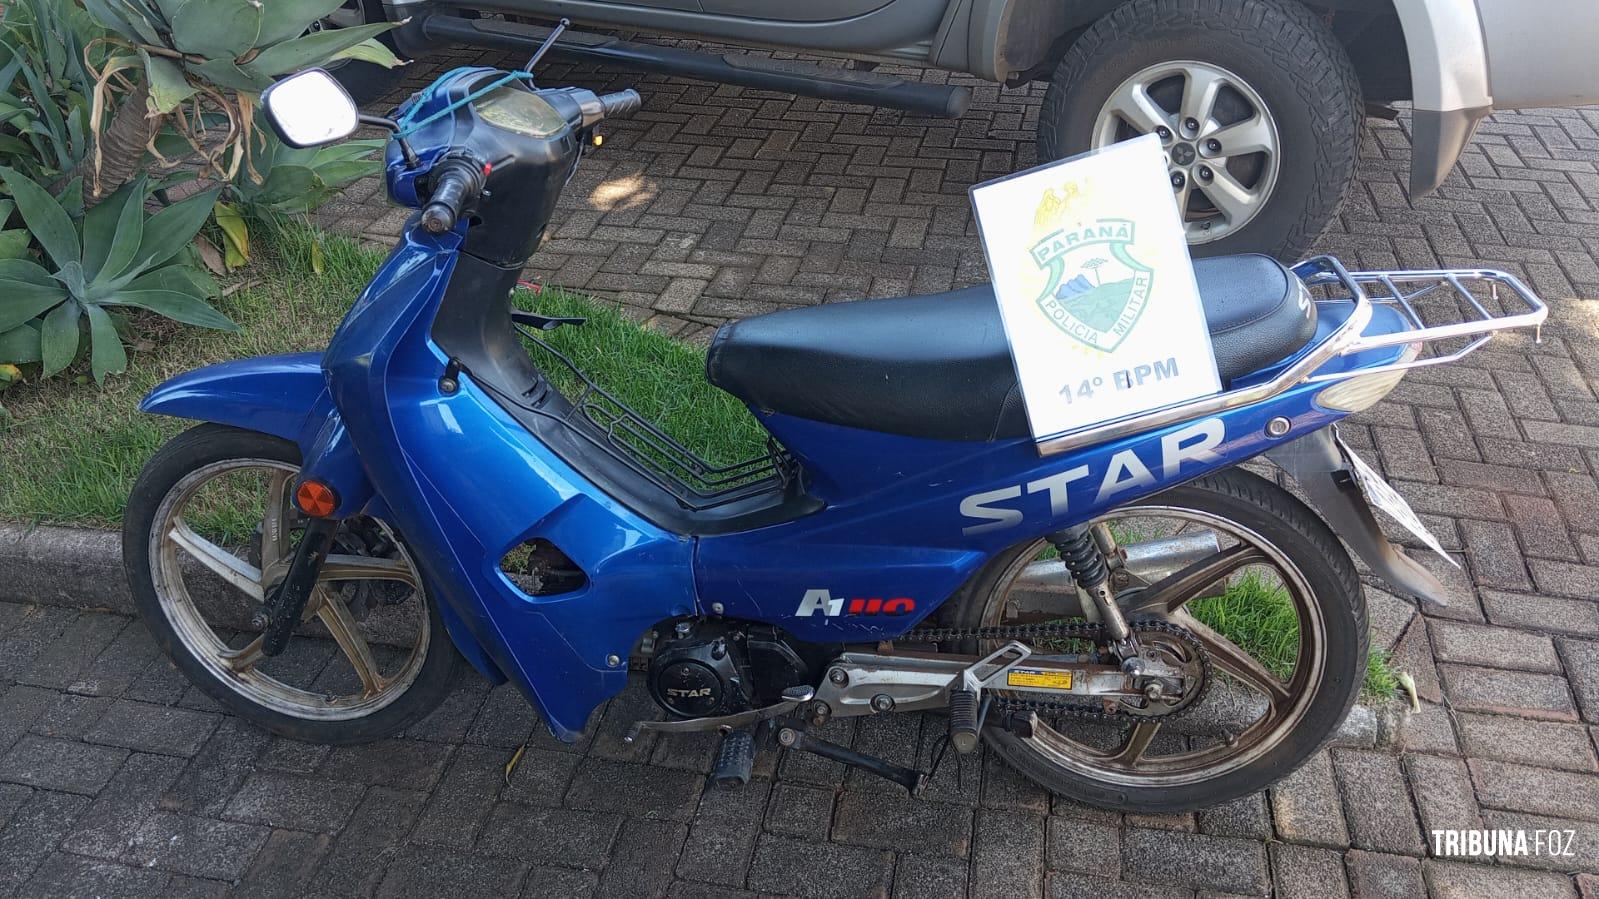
[705,253,1317,442]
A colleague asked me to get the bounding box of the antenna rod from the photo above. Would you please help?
[523,18,570,72]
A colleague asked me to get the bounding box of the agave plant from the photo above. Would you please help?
[235,127,383,215]
[0,167,232,382]
[0,0,111,185]
[75,0,399,199]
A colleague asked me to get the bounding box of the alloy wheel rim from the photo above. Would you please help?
[1091,60,1282,244]
[981,505,1327,787]
[149,458,431,721]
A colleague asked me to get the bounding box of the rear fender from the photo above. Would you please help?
[1266,428,1450,606]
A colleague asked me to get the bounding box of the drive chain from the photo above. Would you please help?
[900,619,1212,724]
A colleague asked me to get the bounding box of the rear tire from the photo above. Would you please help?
[948,467,1367,811]
[123,424,458,745]
[1038,0,1363,261]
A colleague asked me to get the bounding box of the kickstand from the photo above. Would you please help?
[776,721,927,796]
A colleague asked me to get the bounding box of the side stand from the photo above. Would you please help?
[774,721,928,796]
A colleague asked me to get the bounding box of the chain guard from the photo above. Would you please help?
[898,619,1212,725]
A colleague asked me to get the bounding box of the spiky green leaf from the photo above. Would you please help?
[0,231,30,260]
[39,297,80,376]
[154,0,192,21]
[126,262,217,298]
[133,186,223,271]
[104,289,237,331]
[0,258,56,286]
[0,166,79,268]
[188,57,269,92]
[0,321,41,364]
[255,0,345,46]
[83,175,148,282]
[0,280,67,331]
[141,51,197,114]
[243,21,394,78]
[82,302,126,384]
[327,37,400,68]
[80,0,156,44]
[170,0,263,61]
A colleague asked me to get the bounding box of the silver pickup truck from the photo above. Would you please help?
[330,0,1599,260]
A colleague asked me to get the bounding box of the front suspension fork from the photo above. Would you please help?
[258,517,338,656]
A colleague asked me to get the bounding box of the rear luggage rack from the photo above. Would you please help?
[1033,256,1548,456]
[513,325,799,511]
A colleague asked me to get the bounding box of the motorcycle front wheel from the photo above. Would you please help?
[123,424,459,744]
[948,467,1368,812]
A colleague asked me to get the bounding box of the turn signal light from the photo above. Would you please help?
[294,479,338,518]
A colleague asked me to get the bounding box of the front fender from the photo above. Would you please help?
[139,352,327,443]
[139,351,511,685]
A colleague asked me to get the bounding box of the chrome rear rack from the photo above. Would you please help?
[1034,256,1548,456]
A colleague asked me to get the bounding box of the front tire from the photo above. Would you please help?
[123,424,458,744]
[1038,0,1363,261]
[950,468,1367,812]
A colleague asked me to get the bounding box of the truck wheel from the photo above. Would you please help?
[317,0,407,105]
[1037,0,1363,261]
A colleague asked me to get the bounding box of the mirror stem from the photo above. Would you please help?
[360,114,420,168]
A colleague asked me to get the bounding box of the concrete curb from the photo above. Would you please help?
[0,519,1405,749]
[0,521,134,614]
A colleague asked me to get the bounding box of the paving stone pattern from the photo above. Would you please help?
[8,44,1599,899]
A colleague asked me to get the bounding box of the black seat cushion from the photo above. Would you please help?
[705,254,1315,442]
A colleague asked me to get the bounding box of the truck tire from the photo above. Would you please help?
[1037,0,1363,261]
[320,0,408,105]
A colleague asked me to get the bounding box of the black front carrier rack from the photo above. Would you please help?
[512,324,801,512]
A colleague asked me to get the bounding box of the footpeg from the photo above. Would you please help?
[947,687,981,753]
[710,728,755,787]
[946,641,1029,754]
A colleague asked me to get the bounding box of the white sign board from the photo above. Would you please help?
[970,135,1221,442]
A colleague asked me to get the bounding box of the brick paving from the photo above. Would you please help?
[6,42,1599,899]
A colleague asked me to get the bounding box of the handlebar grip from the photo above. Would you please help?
[598,89,641,121]
[421,165,475,234]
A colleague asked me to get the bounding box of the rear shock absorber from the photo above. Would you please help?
[1048,525,1140,668]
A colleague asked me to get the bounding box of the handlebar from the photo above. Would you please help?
[417,86,640,234]
[597,89,641,121]
[421,157,485,234]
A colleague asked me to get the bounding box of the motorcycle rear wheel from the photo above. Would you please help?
[948,467,1367,812]
[123,424,458,744]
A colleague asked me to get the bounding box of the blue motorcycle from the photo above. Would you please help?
[122,45,1545,812]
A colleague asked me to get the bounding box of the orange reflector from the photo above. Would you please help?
[294,479,338,518]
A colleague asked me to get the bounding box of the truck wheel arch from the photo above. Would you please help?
[958,0,1489,199]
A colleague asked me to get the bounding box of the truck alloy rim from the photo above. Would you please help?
[981,506,1326,786]
[149,458,431,720]
[1092,60,1282,244]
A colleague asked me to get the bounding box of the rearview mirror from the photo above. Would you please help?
[261,69,359,149]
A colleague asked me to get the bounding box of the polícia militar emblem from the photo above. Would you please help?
[1030,217,1154,353]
